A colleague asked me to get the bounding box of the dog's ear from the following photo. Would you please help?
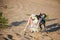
[35,15,40,20]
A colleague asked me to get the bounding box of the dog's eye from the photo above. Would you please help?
[32,19,35,20]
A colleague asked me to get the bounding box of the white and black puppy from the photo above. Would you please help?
[28,14,40,32]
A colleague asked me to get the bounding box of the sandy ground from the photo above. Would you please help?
[0,0,60,40]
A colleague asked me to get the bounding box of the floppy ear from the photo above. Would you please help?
[35,15,39,20]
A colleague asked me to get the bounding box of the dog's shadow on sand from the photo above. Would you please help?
[45,18,60,32]
[46,18,58,22]
[46,23,60,32]
[11,20,27,26]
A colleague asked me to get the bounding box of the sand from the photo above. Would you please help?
[0,0,60,40]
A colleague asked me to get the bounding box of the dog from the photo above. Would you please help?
[27,14,40,32]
